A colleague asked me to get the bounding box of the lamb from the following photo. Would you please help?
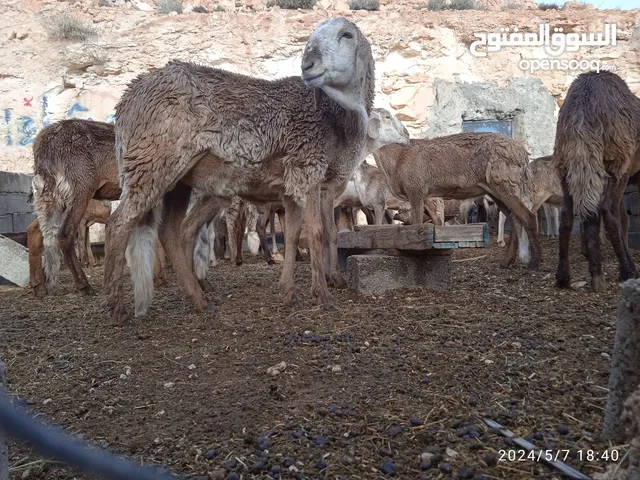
[497,155,562,247]
[372,132,542,268]
[28,119,167,298]
[554,71,640,292]
[103,17,376,324]
[76,199,112,268]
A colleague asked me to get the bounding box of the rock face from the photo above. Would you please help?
[0,1,638,173]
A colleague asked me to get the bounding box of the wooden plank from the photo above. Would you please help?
[434,223,486,243]
[432,242,458,249]
[339,224,435,250]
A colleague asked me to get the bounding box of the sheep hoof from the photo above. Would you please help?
[527,258,540,270]
[32,284,47,298]
[111,308,131,327]
[199,279,214,293]
[80,284,96,296]
[204,303,218,313]
[591,276,606,292]
[555,274,571,289]
[267,259,276,265]
[497,241,505,247]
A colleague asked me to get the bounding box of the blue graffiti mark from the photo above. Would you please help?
[105,113,116,124]
[66,103,88,117]
[17,116,37,146]
[87,117,93,121]
[4,109,12,146]
[42,96,51,127]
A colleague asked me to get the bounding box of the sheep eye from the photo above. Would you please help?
[341,31,353,40]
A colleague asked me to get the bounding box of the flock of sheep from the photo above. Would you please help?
[24,16,640,327]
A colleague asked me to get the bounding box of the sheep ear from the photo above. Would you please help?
[367,116,380,139]
[314,88,326,109]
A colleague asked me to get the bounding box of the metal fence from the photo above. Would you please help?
[0,361,184,480]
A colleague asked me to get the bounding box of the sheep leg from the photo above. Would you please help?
[85,227,96,266]
[158,183,213,313]
[321,187,346,289]
[555,179,575,289]
[153,240,168,287]
[581,211,604,291]
[620,195,630,252]
[59,192,95,295]
[233,203,246,266]
[311,187,336,307]
[492,201,518,268]
[279,196,304,307]
[27,219,47,298]
[373,204,385,225]
[76,222,89,267]
[484,185,541,269]
[181,194,222,293]
[497,211,506,247]
[277,207,303,261]
[104,198,146,325]
[256,206,275,265]
[270,210,279,255]
[602,174,638,283]
[409,195,425,225]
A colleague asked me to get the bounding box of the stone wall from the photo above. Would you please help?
[0,172,35,234]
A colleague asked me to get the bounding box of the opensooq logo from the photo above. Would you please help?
[468,23,617,57]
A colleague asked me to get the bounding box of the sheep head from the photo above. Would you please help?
[301,17,374,126]
[367,108,411,152]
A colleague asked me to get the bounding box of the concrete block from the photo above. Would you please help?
[0,215,12,234]
[0,171,33,194]
[0,234,29,287]
[0,193,32,216]
[346,254,451,296]
[12,212,36,233]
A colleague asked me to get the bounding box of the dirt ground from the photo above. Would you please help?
[0,235,633,480]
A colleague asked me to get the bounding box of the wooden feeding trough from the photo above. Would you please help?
[338,223,489,296]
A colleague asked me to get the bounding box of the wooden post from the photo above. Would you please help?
[0,360,8,480]
[620,385,640,479]
[603,279,640,442]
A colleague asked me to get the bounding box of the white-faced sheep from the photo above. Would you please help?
[104,17,377,325]
[555,71,640,292]
[372,132,542,268]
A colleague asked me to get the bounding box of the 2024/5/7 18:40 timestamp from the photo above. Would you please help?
[498,449,620,462]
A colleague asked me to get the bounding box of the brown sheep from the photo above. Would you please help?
[554,71,640,292]
[28,119,167,298]
[373,132,542,268]
[76,199,112,267]
[104,17,375,325]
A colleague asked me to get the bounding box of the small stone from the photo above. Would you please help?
[125,366,132,375]
[267,361,287,376]
[8,31,16,40]
[379,447,393,456]
[511,341,522,349]
[163,382,174,388]
[225,458,238,469]
[556,424,569,435]
[422,377,431,384]
[282,458,294,468]
[380,459,396,476]
[209,470,226,480]
[331,364,342,373]
[315,460,328,470]
[468,396,478,407]
[483,453,497,467]
[188,364,196,370]
[532,432,543,440]
[251,460,267,473]
[459,467,474,478]
[420,461,432,470]
[17,32,28,40]
[410,417,423,426]
[601,352,611,359]
[271,465,282,473]
[439,463,453,474]
[119,374,127,380]
[226,474,240,480]
[205,449,218,460]
[43,398,52,405]
[446,447,459,458]
[420,452,434,463]
[484,359,494,365]
[387,426,402,438]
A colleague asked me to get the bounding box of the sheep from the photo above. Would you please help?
[253,202,303,264]
[497,155,562,247]
[372,132,542,268]
[554,71,640,292]
[28,119,167,299]
[76,199,112,268]
[103,17,376,324]
[393,198,461,225]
